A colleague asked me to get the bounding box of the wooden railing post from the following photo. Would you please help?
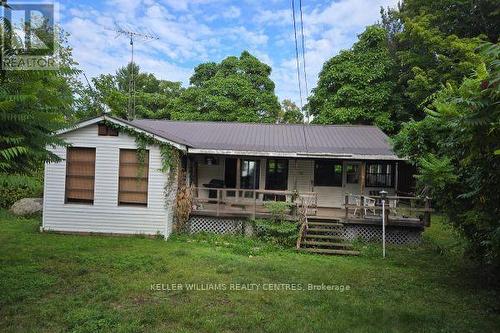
[360,195,365,218]
[344,194,349,219]
[424,197,431,227]
[216,189,220,217]
[252,190,257,219]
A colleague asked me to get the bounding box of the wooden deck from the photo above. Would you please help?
[190,187,430,229]
[191,204,426,228]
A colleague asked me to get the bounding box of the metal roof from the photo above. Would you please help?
[125,119,399,159]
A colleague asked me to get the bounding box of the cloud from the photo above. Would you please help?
[222,6,241,19]
[268,0,399,105]
[61,0,400,107]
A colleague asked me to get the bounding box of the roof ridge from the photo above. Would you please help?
[132,119,381,129]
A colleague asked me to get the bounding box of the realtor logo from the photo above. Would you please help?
[1,1,59,70]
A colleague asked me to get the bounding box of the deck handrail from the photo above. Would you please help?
[344,193,432,226]
[191,187,318,218]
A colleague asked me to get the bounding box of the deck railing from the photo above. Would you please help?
[191,187,317,219]
[344,194,432,226]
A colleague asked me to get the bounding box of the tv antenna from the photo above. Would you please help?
[111,24,159,119]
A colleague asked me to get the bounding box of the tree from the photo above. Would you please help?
[76,62,183,120]
[307,26,400,132]
[277,99,303,124]
[393,42,500,267]
[170,51,281,123]
[399,0,499,42]
[395,14,482,118]
[0,28,79,173]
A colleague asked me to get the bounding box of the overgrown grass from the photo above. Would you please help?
[0,210,499,332]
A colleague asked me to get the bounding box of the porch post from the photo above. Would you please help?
[394,162,399,193]
[360,161,366,195]
[236,158,241,200]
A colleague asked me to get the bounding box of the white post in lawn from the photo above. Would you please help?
[379,190,388,258]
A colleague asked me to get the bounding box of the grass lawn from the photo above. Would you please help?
[1,210,499,332]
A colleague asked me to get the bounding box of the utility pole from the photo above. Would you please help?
[112,25,159,119]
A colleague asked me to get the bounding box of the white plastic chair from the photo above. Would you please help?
[389,198,398,216]
[349,194,361,216]
[364,196,376,216]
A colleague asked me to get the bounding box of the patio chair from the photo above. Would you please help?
[349,194,361,216]
[364,196,376,216]
[388,198,398,216]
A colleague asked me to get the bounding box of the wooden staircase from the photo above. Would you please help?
[297,218,360,256]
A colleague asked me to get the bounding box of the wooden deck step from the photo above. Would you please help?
[304,234,343,240]
[299,248,360,256]
[306,228,342,233]
[302,240,353,248]
[307,222,344,227]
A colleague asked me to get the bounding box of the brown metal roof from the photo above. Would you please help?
[122,118,398,159]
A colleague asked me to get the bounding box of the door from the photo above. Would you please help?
[265,159,288,201]
[240,159,260,198]
[343,161,361,196]
[224,158,237,197]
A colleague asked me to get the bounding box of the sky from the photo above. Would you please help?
[56,0,399,106]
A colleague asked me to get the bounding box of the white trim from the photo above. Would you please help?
[41,161,48,231]
[187,148,404,161]
[56,115,187,151]
[56,116,106,135]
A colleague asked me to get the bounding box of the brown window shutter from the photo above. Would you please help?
[65,147,96,204]
[98,124,108,136]
[118,149,149,206]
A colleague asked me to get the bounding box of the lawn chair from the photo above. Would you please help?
[364,196,376,216]
[348,194,361,216]
[388,198,398,216]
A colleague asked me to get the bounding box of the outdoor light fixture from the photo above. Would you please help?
[379,190,388,258]
[205,156,217,166]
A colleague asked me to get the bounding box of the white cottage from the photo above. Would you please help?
[43,115,424,243]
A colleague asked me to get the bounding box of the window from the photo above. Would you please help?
[118,149,149,206]
[240,159,260,198]
[366,162,394,187]
[65,147,96,204]
[314,160,342,186]
[346,163,360,184]
[98,124,118,136]
[240,159,260,189]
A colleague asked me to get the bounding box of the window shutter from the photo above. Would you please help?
[65,147,96,204]
[118,149,149,206]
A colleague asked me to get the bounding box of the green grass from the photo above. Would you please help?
[0,211,499,333]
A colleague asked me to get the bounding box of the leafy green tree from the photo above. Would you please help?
[170,51,280,123]
[0,27,79,173]
[393,43,500,267]
[399,0,499,42]
[76,62,183,120]
[277,99,303,124]
[307,26,400,132]
[396,14,482,117]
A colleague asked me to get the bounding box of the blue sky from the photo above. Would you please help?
[57,0,398,105]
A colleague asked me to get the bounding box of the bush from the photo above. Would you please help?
[254,219,298,248]
[0,174,43,208]
[263,201,294,222]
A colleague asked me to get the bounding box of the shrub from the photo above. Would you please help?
[253,219,298,248]
[263,201,293,222]
[0,173,43,208]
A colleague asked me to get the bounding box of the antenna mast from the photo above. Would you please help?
[112,25,159,119]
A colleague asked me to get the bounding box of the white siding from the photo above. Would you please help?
[288,159,313,193]
[42,124,173,237]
